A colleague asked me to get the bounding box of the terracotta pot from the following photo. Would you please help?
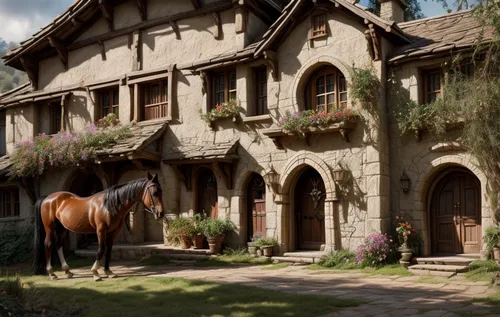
[193,234,205,249]
[494,247,500,263]
[180,236,192,249]
[207,235,224,254]
[261,246,273,257]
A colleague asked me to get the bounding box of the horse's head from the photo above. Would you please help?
[143,172,165,220]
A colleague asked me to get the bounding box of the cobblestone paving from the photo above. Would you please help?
[69,263,499,317]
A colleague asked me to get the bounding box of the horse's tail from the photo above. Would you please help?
[33,196,47,275]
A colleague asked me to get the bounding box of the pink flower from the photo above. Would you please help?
[395,216,399,220]
[216,106,223,111]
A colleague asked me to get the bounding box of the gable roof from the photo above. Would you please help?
[389,9,495,64]
[254,0,411,56]
[3,0,281,71]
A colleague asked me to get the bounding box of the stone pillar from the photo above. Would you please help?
[275,194,289,254]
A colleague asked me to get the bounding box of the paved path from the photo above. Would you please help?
[69,262,498,317]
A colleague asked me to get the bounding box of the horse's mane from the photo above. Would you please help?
[103,178,150,216]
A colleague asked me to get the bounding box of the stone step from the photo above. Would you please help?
[408,264,469,273]
[271,256,315,264]
[415,255,478,266]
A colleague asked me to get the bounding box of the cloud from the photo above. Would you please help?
[0,0,73,43]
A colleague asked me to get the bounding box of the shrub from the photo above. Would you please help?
[167,218,195,244]
[254,237,278,247]
[9,114,132,178]
[318,250,359,269]
[0,222,33,266]
[350,67,380,107]
[468,260,500,272]
[279,108,357,133]
[191,213,207,236]
[202,218,235,238]
[355,233,394,267]
[483,226,500,251]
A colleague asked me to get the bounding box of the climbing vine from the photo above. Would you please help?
[350,67,380,109]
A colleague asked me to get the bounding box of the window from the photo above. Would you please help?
[423,69,442,104]
[212,69,236,109]
[141,79,168,120]
[49,103,62,135]
[305,66,347,112]
[0,111,6,156]
[0,188,20,218]
[98,88,119,118]
[311,14,327,39]
[254,67,268,116]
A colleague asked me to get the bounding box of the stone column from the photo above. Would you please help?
[275,194,289,254]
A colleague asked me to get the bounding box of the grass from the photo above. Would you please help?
[464,260,500,282]
[307,263,412,277]
[195,254,272,267]
[137,255,171,266]
[472,288,500,314]
[0,274,368,317]
[262,263,290,270]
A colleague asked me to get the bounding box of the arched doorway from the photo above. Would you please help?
[246,173,266,241]
[430,168,481,255]
[197,167,218,218]
[294,167,326,250]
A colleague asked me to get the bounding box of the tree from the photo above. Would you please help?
[368,0,425,21]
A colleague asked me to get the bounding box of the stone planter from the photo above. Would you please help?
[180,236,192,249]
[399,242,413,268]
[247,242,259,256]
[261,246,273,257]
[207,235,225,254]
[193,234,205,249]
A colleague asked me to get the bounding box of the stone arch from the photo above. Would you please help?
[234,166,266,197]
[280,151,335,200]
[412,154,491,256]
[292,55,352,113]
[60,167,108,194]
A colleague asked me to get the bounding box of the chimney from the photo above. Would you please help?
[379,0,406,23]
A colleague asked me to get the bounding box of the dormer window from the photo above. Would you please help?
[311,14,327,39]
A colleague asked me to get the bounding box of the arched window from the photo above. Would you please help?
[304,66,347,112]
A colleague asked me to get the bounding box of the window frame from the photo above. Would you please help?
[310,13,328,39]
[0,187,20,218]
[140,79,169,121]
[254,66,268,116]
[422,68,443,104]
[97,87,120,119]
[49,102,62,135]
[306,66,347,112]
[0,110,6,157]
[210,69,237,109]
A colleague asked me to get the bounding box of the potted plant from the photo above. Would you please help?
[247,233,262,256]
[203,217,235,254]
[396,219,414,267]
[168,217,195,249]
[192,213,207,249]
[255,237,279,257]
[484,226,500,262]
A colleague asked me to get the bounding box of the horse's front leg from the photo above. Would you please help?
[104,230,121,278]
[91,227,107,282]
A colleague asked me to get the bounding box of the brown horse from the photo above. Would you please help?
[33,173,165,281]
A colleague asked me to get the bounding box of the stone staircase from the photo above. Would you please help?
[271,251,327,264]
[408,254,479,277]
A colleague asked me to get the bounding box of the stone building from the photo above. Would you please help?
[0,0,492,257]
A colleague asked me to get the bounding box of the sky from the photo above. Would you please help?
[0,0,455,44]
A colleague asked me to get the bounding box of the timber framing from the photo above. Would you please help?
[190,0,201,10]
[48,37,69,69]
[364,24,380,61]
[98,0,114,31]
[136,0,147,21]
[19,57,39,91]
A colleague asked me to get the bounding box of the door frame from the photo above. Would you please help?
[427,167,482,255]
[245,173,266,242]
[196,167,218,218]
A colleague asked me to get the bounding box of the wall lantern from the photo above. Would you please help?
[263,165,280,195]
[400,171,411,193]
[333,169,349,184]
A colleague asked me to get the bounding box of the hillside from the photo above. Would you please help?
[0,40,28,94]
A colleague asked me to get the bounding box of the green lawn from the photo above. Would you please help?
[1,274,368,317]
[195,254,271,267]
[306,263,413,277]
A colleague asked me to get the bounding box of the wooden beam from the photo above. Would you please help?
[47,36,68,69]
[136,0,147,21]
[20,56,38,90]
[99,0,114,31]
[212,12,222,40]
[60,94,67,131]
[71,17,83,27]
[169,21,181,40]
[190,0,201,9]
[263,50,279,81]
[212,162,233,189]
[98,40,106,60]
[69,1,232,51]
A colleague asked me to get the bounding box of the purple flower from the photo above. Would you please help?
[81,151,87,161]
[88,123,97,133]
[292,112,299,118]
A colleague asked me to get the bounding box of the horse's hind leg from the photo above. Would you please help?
[44,226,58,280]
[104,230,121,278]
[55,226,74,278]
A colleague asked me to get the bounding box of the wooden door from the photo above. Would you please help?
[295,168,326,250]
[247,174,266,241]
[432,171,481,254]
[197,168,218,219]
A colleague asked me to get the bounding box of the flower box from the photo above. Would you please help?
[200,100,242,126]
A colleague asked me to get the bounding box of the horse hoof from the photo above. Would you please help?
[94,276,103,282]
[108,274,118,279]
[66,272,74,279]
[50,275,58,280]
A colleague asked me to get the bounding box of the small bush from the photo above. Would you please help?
[254,237,279,247]
[202,218,235,238]
[167,217,195,244]
[355,233,394,267]
[222,248,248,256]
[318,250,359,269]
[0,222,33,266]
[468,260,500,272]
